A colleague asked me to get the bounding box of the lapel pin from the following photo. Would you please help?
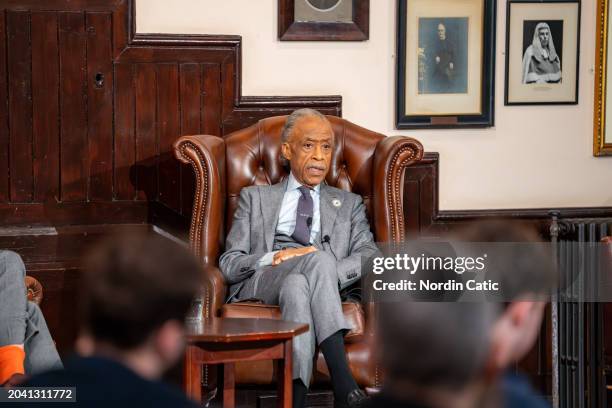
[332,199,341,208]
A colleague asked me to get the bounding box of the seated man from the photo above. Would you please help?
[219,108,378,408]
[0,251,62,386]
[22,234,201,407]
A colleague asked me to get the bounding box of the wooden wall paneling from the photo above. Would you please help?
[59,12,88,202]
[2,1,122,11]
[0,11,8,202]
[221,55,236,132]
[27,266,81,354]
[403,173,422,234]
[220,96,342,135]
[7,10,34,203]
[31,12,60,203]
[112,0,128,58]
[157,64,180,211]
[403,153,438,236]
[135,63,158,201]
[117,46,233,65]
[1,0,342,227]
[86,12,114,201]
[201,63,222,135]
[0,201,148,225]
[179,63,201,216]
[113,63,136,200]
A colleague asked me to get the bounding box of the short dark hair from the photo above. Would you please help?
[454,219,556,304]
[378,301,497,389]
[80,234,201,349]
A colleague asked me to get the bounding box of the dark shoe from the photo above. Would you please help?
[335,388,370,408]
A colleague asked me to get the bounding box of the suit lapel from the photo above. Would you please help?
[261,178,288,251]
[319,184,340,245]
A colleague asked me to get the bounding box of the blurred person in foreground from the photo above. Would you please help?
[0,251,62,387]
[368,221,554,408]
[21,234,201,408]
[371,301,500,408]
[464,221,553,408]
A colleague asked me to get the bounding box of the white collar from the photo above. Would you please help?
[287,172,321,194]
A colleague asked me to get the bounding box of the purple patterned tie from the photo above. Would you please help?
[292,186,314,246]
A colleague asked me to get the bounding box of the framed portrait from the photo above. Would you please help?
[594,0,612,156]
[504,0,580,105]
[278,0,369,41]
[396,0,496,129]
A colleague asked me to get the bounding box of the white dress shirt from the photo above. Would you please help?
[257,173,321,267]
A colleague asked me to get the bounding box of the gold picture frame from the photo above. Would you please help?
[594,0,612,155]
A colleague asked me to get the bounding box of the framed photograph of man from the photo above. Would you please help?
[594,0,612,156]
[418,18,469,94]
[396,0,497,129]
[278,0,369,41]
[505,0,580,105]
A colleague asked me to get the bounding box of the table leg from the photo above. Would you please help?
[223,362,235,408]
[277,339,293,408]
[184,345,202,402]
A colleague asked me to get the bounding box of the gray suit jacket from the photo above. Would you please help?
[219,178,378,301]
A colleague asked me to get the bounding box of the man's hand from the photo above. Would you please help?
[272,246,317,266]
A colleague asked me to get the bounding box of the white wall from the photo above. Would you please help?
[137,0,612,211]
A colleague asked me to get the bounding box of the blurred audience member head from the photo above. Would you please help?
[78,234,200,380]
[377,301,499,408]
[373,220,555,407]
[455,220,555,375]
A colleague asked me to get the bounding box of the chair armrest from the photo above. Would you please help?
[372,136,424,242]
[201,264,227,318]
[173,135,226,265]
[25,276,43,305]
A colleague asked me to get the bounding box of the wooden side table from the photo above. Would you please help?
[184,317,309,408]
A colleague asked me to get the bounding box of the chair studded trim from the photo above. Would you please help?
[386,143,422,241]
[174,135,226,320]
[176,141,208,259]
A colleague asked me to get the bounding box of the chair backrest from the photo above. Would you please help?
[223,115,385,230]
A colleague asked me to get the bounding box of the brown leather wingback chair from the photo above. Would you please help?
[173,115,423,388]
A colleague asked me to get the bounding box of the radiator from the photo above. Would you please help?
[550,214,612,408]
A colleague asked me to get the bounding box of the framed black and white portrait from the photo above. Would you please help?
[278,0,369,41]
[418,18,469,95]
[505,0,580,105]
[396,0,496,129]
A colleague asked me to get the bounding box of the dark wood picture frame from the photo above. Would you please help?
[504,0,581,106]
[396,0,496,129]
[278,0,369,41]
